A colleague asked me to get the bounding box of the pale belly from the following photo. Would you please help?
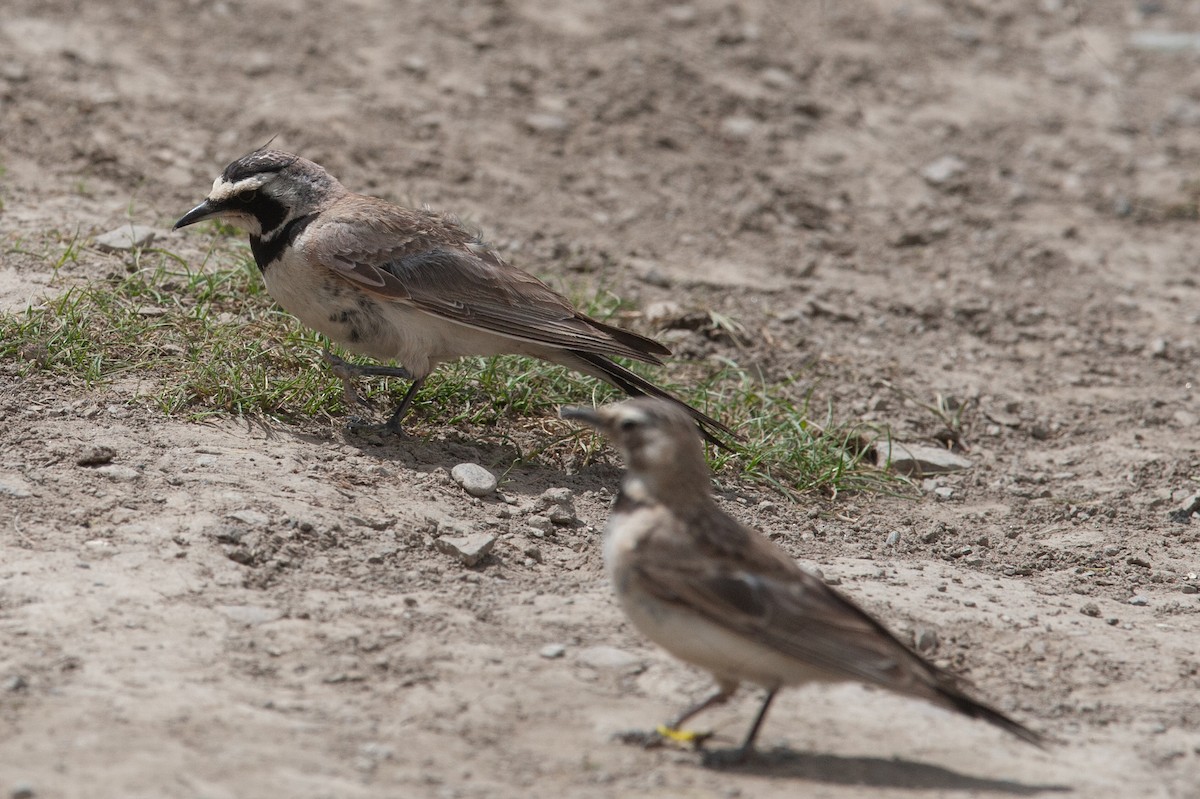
[261,255,550,375]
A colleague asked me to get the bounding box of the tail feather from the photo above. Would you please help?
[583,316,671,362]
[939,683,1045,748]
[568,350,738,451]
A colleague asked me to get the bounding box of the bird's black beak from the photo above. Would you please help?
[559,405,606,431]
[173,198,219,230]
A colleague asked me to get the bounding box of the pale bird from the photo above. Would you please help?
[561,397,1043,760]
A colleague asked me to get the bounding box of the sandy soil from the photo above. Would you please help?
[2,1,1199,796]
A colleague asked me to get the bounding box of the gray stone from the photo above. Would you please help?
[644,300,683,326]
[536,487,577,524]
[523,113,571,134]
[93,225,160,252]
[0,479,32,498]
[1128,595,1149,606]
[227,509,269,526]
[539,643,566,659]
[95,464,140,482]
[915,628,939,653]
[875,441,972,476]
[451,463,498,497]
[435,532,496,567]
[921,155,966,186]
[525,514,554,533]
[577,645,642,672]
[1080,602,1101,617]
[76,445,116,466]
[664,4,697,25]
[720,115,758,140]
[760,67,795,89]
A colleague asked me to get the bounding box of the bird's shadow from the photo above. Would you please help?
[698,745,1071,795]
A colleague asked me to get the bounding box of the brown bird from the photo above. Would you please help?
[561,397,1043,761]
[174,148,732,444]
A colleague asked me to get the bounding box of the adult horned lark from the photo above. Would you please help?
[174,148,732,444]
[561,398,1043,761]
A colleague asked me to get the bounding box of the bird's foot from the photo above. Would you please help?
[700,746,756,768]
[614,726,713,751]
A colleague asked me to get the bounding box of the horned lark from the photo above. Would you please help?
[561,398,1043,760]
[174,148,732,444]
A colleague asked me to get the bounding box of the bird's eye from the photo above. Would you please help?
[238,189,258,204]
[619,418,640,432]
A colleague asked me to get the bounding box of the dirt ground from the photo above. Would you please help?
[2,0,1200,796]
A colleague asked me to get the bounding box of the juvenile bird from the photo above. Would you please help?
[174,148,732,443]
[561,398,1043,761]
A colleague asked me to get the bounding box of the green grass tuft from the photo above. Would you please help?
[0,242,893,497]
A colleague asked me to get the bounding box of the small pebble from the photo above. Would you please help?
[921,155,967,186]
[76,446,116,466]
[523,113,571,134]
[10,784,34,799]
[525,514,554,533]
[1182,584,1198,595]
[1080,602,1101,617]
[227,509,269,526]
[434,532,496,567]
[885,530,901,546]
[876,441,972,476]
[577,646,642,672]
[540,643,566,659]
[451,463,498,497]
[915,628,939,653]
[719,115,758,140]
[0,480,31,499]
[95,464,139,482]
[94,225,159,252]
[1128,595,1149,606]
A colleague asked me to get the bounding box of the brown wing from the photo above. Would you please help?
[632,511,946,691]
[630,508,1043,746]
[307,199,670,363]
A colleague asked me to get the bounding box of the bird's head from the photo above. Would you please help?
[561,398,711,500]
[174,148,342,238]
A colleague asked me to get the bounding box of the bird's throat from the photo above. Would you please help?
[249,212,318,270]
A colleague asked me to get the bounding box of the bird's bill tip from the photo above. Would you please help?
[559,405,605,428]
[173,199,218,230]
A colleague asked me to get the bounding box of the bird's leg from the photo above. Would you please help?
[727,689,777,763]
[655,686,735,747]
[382,376,426,434]
[322,350,414,406]
[616,685,734,750]
[322,350,419,434]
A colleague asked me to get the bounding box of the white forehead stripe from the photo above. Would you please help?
[208,175,269,202]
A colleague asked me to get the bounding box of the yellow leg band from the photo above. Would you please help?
[657,725,708,744]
